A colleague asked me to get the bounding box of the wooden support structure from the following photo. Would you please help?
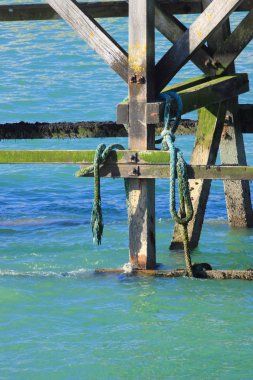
[1,150,253,180]
[170,0,253,248]
[1,0,253,275]
[127,0,156,269]
[155,0,244,92]
[117,74,249,124]
[207,13,253,228]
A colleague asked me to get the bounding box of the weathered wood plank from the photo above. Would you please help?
[95,268,253,280]
[1,1,252,21]
[0,2,128,21]
[220,100,253,227]
[47,0,128,82]
[1,150,253,180]
[154,4,215,76]
[127,0,156,270]
[203,3,253,228]
[155,0,244,92]
[170,103,226,250]
[117,74,249,124]
[214,9,253,75]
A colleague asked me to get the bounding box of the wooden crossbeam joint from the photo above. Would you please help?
[117,74,249,124]
[1,150,253,180]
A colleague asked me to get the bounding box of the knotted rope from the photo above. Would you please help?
[76,93,193,276]
[76,143,127,245]
[157,91,194,276]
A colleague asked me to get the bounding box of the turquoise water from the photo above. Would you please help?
[1,8,253,380]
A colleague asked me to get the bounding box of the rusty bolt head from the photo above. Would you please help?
[137,76,145,84]
[130,75,137,83]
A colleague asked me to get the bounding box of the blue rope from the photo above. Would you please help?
[157,91,194,276]
[76,143,128,245]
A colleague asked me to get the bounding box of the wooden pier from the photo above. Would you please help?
[1,0,253,277]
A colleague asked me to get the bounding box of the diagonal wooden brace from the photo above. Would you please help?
[47,0,128,82]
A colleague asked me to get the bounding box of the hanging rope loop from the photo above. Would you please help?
[76,143,127,245]
[156,90,194,276]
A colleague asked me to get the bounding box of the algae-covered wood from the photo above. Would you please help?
[117,74,249,124]
[171,103,226,250]
[1,150,253,180]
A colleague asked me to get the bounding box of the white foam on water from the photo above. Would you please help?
[0,268,89,278]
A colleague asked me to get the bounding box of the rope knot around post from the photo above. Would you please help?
[156,91,194,276]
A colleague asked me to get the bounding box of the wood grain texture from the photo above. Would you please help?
[202,1,253,228]
[154,4,215,76]
[1,150,253,180]
[155,0,244,92]
[47,0,128,82]
[214,8,253,75]
[117,74,249,124]
[1,1,252,21]
[127,0,156,270]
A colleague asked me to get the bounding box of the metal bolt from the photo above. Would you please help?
[130,153,138,163]
[130,74,137,83]
[137,76,145,84]
[205,58,213,68]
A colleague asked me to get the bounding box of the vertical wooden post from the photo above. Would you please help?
[202,0,253,227]
[220,100,253,227]
[128,0,156,269]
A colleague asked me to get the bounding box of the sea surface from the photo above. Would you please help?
[1,3,253,379]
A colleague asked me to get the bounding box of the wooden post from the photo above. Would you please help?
[128,0,156,269]
[220,100,253,227]
[171,1,253,251]
[202,0,253,227]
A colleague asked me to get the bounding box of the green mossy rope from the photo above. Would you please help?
[158,91,194,276]
[76,143,127,245]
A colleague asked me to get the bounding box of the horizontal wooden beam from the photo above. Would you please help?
[1,150,253,180]
[0,2,128,21]
[95,268,253,280]
[1,1,252,21]
[117,74,249,124]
